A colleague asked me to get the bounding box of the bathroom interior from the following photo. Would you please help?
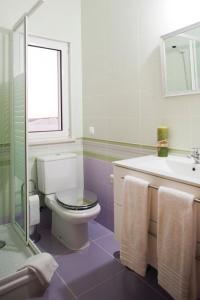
[1,0,200,299]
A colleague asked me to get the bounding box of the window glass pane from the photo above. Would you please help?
[28,45,62,132]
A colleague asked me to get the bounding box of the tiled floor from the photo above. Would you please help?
[30,221,172,300]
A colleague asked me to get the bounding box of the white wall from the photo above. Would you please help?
[0,0,36,29]
[0,0,83,188]
[0,0,83,139]
[28,0,83,186]
[28,0,82,139]
[82,0,200,150]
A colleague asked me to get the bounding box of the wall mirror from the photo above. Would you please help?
[161,22,200,97]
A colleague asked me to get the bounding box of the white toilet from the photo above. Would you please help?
[37,153,101,250]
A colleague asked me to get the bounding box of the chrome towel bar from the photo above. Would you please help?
[121,176,200,204]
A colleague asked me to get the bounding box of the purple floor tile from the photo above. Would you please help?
[27,273,76,300]
[94,233,119,256]
[88,220,112,240]
[31,220,172,300]
[37,229,72,256]
[55,241,124,296]
[78,268,168,300]
[144,266,173,299]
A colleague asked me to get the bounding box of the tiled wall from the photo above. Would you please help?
[82,0,200,151]
[81,0,200,230]
[83,139,156,231]
[84,156,114,231]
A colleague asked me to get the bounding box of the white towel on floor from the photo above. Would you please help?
[120,175,150,277]
[19,252,58,286]
[157,186,197,300]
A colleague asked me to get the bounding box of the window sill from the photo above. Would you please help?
[28,137,76,146]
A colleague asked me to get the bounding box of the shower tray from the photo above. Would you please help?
[0,223,45,299]
[0,224,33,279]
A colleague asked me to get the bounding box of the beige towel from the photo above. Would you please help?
[19,252,58,286]
[120,175,150,276]
[157,187,197,300]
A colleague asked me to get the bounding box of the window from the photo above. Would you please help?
[28,36,70,143]
[28,45,62,132]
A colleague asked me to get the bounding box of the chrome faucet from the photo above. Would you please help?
[187,148,200,164]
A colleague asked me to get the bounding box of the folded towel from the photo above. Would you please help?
[120,175,150,276]
[19,253,58,286]
[157,187,197,300]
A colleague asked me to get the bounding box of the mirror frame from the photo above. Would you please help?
[161,21,200,97]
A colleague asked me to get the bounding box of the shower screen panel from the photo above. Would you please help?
[0,29,10,225]
[12,17,28,239]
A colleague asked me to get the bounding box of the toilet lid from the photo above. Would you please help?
[56,188,98,210]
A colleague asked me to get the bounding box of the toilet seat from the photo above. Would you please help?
[56,188,98,211]
[45,194,101,225]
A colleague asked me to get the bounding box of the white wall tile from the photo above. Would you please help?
[82,0,200,150]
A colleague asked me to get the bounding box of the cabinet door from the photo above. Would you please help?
[114,203,122,241]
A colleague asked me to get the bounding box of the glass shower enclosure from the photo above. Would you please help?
[11,17,29,241]
[0,12,38,281]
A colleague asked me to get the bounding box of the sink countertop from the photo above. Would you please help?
[113,155,200,187]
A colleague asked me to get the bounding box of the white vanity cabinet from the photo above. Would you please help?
[113,164,200,294]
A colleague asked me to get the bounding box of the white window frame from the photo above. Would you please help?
[28,35,72,145]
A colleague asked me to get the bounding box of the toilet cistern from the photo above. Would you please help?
[37,153,101,250]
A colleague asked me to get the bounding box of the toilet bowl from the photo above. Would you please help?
[37,153,101,250]
[45,192,101,250]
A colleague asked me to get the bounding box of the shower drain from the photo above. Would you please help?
[0,241,6,249]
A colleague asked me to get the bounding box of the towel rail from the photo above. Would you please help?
[121,176,200,260]
[121,176,200,204]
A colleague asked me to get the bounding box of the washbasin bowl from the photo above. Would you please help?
[114,155,200,186]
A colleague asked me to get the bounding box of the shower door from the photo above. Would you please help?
[11,16,29,241]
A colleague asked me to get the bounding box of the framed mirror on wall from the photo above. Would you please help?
[161,21,200,97]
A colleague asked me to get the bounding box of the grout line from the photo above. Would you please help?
[127,268,172,300]
[78,269,125,298]
[39,227,169,299]
[55,271,78,300]
[78,268,169,299]
[90,232,112,242]
[92,237,120,261]
[92,235,170,300]
[91,224,171,299]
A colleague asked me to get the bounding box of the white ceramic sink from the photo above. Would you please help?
[114,155,200,186]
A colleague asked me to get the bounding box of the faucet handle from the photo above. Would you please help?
[192,147,200,154]
[188,148,200,163]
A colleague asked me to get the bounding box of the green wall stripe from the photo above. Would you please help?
[83,137,189,161]
[83,137,189,154]
[83,137,156,150]
[83,151,120,162]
